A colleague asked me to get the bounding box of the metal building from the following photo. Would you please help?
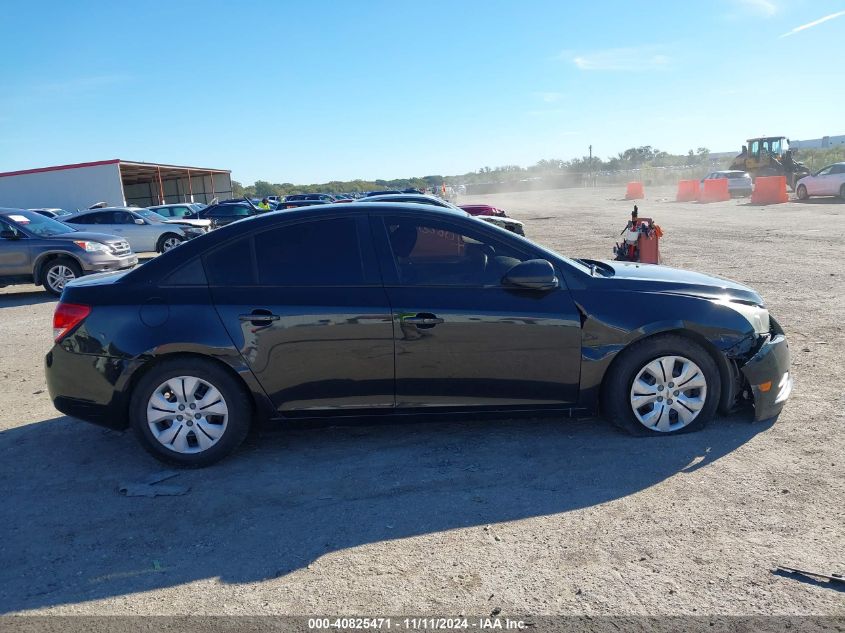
[0,159,232,211]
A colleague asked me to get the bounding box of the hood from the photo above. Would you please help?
[163,219,211,228]
[588,260,764,305]
[52,231,128,245]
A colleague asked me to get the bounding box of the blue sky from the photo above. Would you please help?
[1,0,843,183]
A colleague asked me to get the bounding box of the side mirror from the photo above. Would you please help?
[134,218,145,225]
[502,259,558,291]
[1,230,19,240]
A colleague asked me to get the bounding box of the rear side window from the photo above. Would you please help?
[204,237,256,285]
[254,217,364,286]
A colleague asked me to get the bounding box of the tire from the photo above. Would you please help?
[839,184,845,201]
[796,184,809,200]
[156,233,183,253]
[42,257,82,296]
[130,358,252,467]
[602,334,721,437]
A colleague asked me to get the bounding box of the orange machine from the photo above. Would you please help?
[614,206,662,264]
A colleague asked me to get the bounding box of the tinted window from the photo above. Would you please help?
[255,218,364,286]
[383,217,529,287]
[162,258,207,286]
[68,214,94,224]
[212,205,252,217]
[204,237,255,285]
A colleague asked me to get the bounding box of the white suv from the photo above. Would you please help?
[795,162,845,201]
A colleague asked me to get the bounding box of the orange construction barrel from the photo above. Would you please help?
[699,178,730,203]
[676,179,700,202]
[625,181,645,200]
[751,176,788,205]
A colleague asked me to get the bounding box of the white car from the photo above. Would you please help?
[136,209,212,232]
[62,207,205,253]
[795,162,845,201]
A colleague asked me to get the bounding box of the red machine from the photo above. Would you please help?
[613,205,662,264]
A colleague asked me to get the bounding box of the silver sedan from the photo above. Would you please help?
[62,207,206,253]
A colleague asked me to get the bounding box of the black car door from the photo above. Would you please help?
[371,210,581,409]
[205,213,395,415]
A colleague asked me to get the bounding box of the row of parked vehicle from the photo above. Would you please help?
[0,193,524,296]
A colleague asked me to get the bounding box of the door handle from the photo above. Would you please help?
[402,313,444,328]
[239,310,280,323]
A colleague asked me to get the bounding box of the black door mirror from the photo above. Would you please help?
[1,230,19,240]
[502,259,558,290]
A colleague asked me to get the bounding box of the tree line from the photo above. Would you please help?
[232,145,845,196]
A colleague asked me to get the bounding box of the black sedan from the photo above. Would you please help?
[198,200,261,227]
[45,203,792,466]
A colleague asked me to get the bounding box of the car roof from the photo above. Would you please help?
[361,193,451,204]
[66,207,138,217]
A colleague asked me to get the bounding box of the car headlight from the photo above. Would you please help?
[73,240,110,253]
[183,227,205,236]
[718,300,771,334]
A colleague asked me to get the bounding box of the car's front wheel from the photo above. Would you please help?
[42,257,82,296]
[602,334,721,436]
[796,184,809,200]
[130,358,252,467]
[157,233,183,253]
[839,184,845,201]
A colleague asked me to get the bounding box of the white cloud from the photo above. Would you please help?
[566,47,670,72]
[737,0,778,17]
[780,10,845,37]
[534,92,564,103]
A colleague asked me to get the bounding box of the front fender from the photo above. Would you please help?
[573,290,757,412]
[32,250,84,285]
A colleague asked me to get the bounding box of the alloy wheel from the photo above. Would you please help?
[162,236,182,251]
[146,376,229,453]
[629,355,707,432]
[46,265,76,293]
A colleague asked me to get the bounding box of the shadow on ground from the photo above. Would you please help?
[0,288,56,308]
[0,412,770,612]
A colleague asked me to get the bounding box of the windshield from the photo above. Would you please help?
[136,209,167,223]
[2,210,75,237]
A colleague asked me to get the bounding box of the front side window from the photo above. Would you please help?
[383,217,529,287]
[255,217,364,286]
[816,166,833,177]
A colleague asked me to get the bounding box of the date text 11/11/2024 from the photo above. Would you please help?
[307,617,528,630]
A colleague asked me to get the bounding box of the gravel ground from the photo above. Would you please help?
[0,186,842,616]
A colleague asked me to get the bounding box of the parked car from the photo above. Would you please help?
[459,204,507,218]
[136,209,212,232]
[0,208,136,295]
[29,208,73,219]
[363,193,526,235]
[276,199,331,210]
[284,194,336,203]
[700,171,753,197]
[147,203,206,220]
[363,190,404,197]
[197,200,261,227]
[795,162,845,201]
[62,207,204,253]
[45,203,791,466]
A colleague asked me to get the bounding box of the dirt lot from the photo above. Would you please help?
[0,186,842,616]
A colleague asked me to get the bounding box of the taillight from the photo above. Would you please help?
[53,302,91,342]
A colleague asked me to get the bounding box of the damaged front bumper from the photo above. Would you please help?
[739,319,793,421]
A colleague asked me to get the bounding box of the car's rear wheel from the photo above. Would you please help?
[602,334,720,436]
[839,184,845,200]
[157,233,183,253]
[130,358,252,467]
[42,257,81,296]
[796,184,809,200]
